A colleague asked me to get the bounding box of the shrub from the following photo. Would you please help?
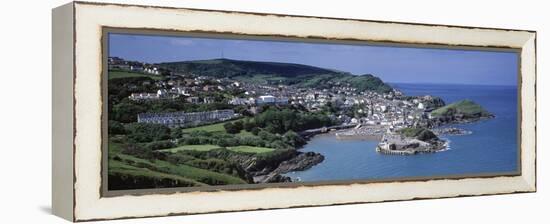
[121,144,154,160]
[239,136,266,147]
[243,119,256,131]
[170,128,183,139]
[145,140,176,151]
[282,131,306,147]
[223,122,240,134]
[234,120,244,130]
[125,123,171,143]
[108,120,126,135]
[251,127,261,135]
[165,153,197,165]
[258,130,279,142]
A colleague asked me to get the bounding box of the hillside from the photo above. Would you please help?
[397,127,439,142]
[158,58,393,93]
[431,100,493,120]
[108,141,249,190]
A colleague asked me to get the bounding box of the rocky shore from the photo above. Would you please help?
[432,127,472,136]
[249,100,495,181]
[252,152,324,183]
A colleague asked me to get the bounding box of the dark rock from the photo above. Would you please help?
[272,152,324,174]
[432,127,472,136]
[253,151,324,183]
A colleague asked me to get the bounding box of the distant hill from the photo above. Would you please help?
[158,58,393,93]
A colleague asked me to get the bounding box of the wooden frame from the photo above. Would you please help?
[52,1,536,222]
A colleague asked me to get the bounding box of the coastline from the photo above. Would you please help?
[271,113,493,182]
[282,116,517,183]
[273,126,383,181]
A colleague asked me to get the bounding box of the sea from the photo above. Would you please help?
[285,83,519,182]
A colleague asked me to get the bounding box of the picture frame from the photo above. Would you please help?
[52,1,536,222]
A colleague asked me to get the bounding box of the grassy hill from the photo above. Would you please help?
[158,58,393,93]
[108,141,248,190]
[431,100,493,119]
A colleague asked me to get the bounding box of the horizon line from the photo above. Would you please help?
[390,82,518,87]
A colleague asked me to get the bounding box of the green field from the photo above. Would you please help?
[108,70,164,80]
[181,119,253,136]
[227,146,275,154]
[181,122,227,133]
[159,144,221,153]
[108,141,247,188]
[159,144,274,154]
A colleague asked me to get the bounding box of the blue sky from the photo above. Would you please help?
[109,33,518,86]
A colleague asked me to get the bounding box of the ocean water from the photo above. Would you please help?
[286,83,519,182]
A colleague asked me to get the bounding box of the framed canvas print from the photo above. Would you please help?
[52,1,537,222]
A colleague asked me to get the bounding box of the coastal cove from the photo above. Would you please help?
[105,35,522,190]
[286,83,519,182]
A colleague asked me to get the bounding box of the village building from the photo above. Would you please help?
[137,109,237,128]
[186,97,200,104]
[203,85,216,92]
[129,65,143,72]
[229,97,254,105]
[256,95,289,105]
[129,93,159,101]
[203,97,215,104]
[129,90,179,101]
[144,67,160,75]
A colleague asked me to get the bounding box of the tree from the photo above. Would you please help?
[252,108,335,134]
[125,123,171,143]
[258,130,279,142]
[108,120,126,135]
[251,127,261,135]
[146,140,176,151]
[243,119,256,131]
[223,122,240,134]
[282,131,306,147]
[234,105,252,116]
[111,101,148,123]
[170,127,183,139]
[233,120,244,131]
[268,140,287,150]
[217,137,239,147]
[239,136,266,147]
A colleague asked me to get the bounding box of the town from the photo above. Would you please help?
[109,56,445,133]
[107,55,494,189]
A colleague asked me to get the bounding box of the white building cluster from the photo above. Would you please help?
[108,56,161,75]
[137,109,237,128]
[229,95,289,106]
[128,89,181,101]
